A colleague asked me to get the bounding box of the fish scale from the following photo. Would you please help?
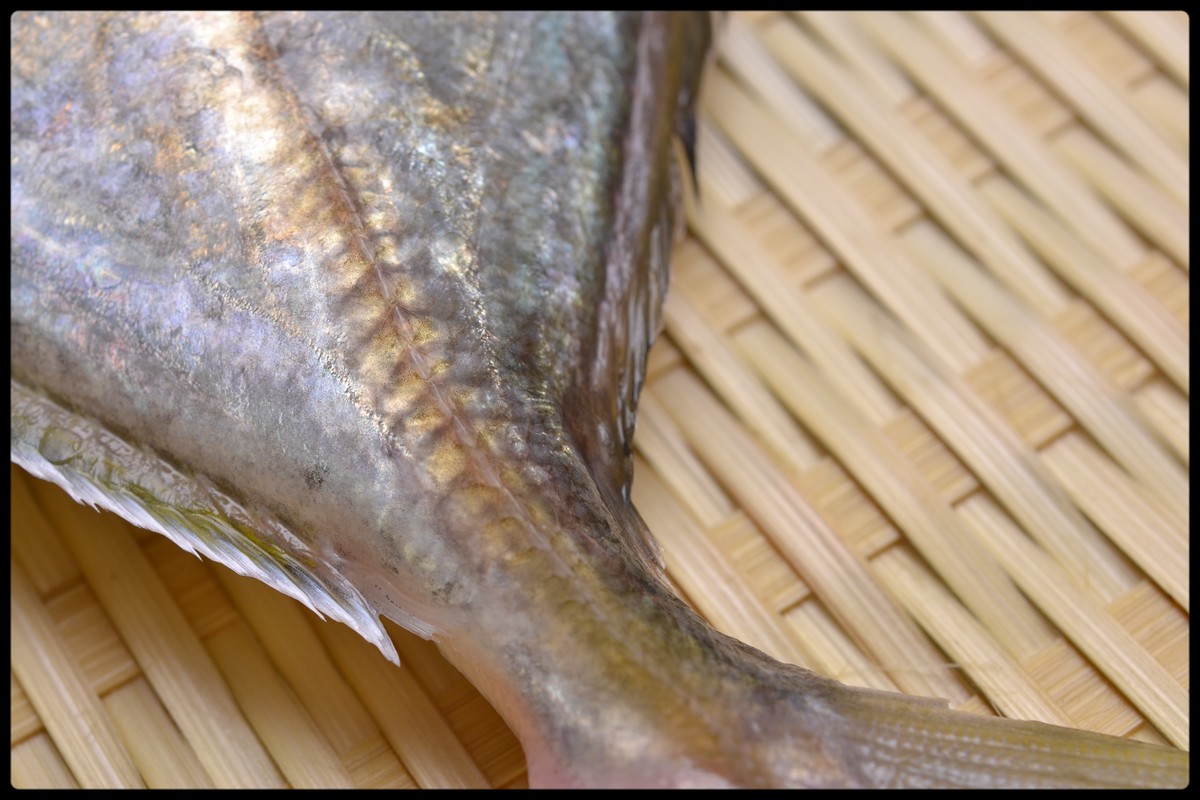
[10,11,1188,788]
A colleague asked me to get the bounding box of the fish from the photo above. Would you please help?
[10,10,1189,788]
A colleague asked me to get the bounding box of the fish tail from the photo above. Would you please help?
[823,681,1190,788]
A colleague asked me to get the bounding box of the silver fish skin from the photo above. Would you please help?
[10,11,1188,788]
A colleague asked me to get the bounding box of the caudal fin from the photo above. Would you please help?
[826,682,1189,788]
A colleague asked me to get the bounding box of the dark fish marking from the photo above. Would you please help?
[303,462,328,491]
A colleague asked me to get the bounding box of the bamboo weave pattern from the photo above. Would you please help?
[11,11,1189,788]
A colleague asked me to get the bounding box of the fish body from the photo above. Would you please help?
[10,11,1188,788]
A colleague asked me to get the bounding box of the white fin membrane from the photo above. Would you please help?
[11,379,404,664]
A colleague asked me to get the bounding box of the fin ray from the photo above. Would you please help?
[11,379,407,663]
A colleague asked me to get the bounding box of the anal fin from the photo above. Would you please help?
[11,379,404,664]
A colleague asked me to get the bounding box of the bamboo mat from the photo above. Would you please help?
[10,11,1189,788]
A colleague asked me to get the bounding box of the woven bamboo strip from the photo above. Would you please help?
[716,18,839,152]
[1108,584,1189,692]
[783,601,904,694]
[706,509,813,614]
[21,472,285,788]
[899,222,1189,521]
[1132,252,1190,326]
[1133,380,1189,464]
[102,679,214,788]
[1105,12,1189,88]
[703,69,987,373]
[732,320,1051,659]
[761,16,1071,317]
[1024,641,1150,741]
[633,392,734,527]
[630,457,814,669]
[1058,18,1189,156]
[9,466,79,596]
[977,12,1188,206]
[662,288,817,473]
[9,11,1188,788]
[11,672,38,745]
[871,548,1074,726]
[652,369,962,700]
[854,11,1146,268]
[1052,128,1189,270]
[39,584,140,712]
[653,241,753,336]
[10,561,143,788]
[383,631,523,788]
[205,622,355,788]
[1040,435,1188,610]
[312,620,488,789]
[980,177,1189,391]
[11,733,79,789]
[211,567,406,777]
[910,11,997,70]
[692,119,762,211]
[799,11,914,107]
[958,353,1071,448]
[958,495,1188,749]
[1044,14,1160,106]
[1055,302,1155,392]
[1130,76,1189,153]
[683,187,897,425]
[811,275,1133,603]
